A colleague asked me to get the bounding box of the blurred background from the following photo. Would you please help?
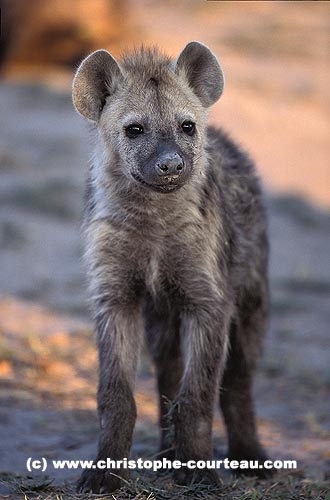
[0,1,329,497]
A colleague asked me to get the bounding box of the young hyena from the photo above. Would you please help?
[72,42,270,493]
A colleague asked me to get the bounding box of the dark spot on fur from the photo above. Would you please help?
[149,77,159,87]
[198,186,208,217]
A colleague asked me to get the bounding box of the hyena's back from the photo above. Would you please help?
[197,125,268,296]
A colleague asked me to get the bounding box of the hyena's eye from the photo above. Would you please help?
[125,124,144,138]
[181,121,196,136]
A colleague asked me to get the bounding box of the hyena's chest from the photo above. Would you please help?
[140,229,210,300]
[145,250,163,298]
[110,221,217,301]
[134,232,185,299]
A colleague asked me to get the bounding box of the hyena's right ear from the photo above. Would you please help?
[175,41,224,108]
[72,50,123,122]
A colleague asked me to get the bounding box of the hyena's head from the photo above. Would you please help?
[72,42,224,193]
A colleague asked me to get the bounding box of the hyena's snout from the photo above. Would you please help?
[139,149,190,193]
[155,152,185,177]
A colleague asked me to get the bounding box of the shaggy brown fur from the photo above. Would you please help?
[72,42,270,494]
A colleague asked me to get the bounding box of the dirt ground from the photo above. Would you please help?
[0,1,329,499]
[0,81,329,500]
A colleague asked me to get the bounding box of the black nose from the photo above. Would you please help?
[155,153,184,177]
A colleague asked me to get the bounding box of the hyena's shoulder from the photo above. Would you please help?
[206,126,257,182]
[203,125,268,273]
[205,126,265,214]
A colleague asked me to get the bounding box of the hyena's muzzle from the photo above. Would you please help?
[133,143,191,193]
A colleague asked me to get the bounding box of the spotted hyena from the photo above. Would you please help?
[72,41,270,493]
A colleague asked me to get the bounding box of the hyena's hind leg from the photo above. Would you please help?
[144,299,183,459]
[219,288,272,478]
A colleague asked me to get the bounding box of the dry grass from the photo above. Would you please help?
[1,471,329,500]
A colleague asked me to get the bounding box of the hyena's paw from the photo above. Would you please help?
[228,446,274,479]
[174,467,220,487]
[76,468,127,494]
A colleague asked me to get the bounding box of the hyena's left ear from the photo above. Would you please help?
[72,49,123,122]
[175,41,224,107]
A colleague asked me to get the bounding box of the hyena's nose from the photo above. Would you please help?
[155,153,185,177]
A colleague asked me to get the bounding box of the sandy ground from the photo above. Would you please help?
[0,2,329,497]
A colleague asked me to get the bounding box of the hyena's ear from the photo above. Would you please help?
[72,50,123,122]
[175,41,224,107]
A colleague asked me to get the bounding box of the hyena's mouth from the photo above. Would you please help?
[131,171,184,193]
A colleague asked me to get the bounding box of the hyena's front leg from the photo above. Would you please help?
[174,293,232,486]
[144,301,183,459]
[77,304,143,494]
